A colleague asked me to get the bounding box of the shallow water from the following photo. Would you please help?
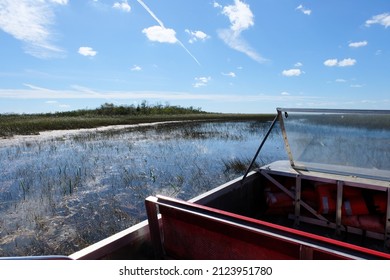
[0,120,285,256]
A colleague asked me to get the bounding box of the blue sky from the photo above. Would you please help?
[0,0,389,114]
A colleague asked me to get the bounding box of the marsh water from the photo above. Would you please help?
[0,120,286,257]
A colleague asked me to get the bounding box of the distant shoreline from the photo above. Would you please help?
[0,113,275,138]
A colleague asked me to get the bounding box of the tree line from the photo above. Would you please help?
[46,102,206,117]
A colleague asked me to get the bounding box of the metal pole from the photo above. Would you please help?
[241,113,279,183]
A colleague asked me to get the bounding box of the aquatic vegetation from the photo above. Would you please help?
[222,158,261,174]
[0,120,285,256]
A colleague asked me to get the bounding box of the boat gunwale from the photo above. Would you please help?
[147,194,390,260]
[69,219,151,260]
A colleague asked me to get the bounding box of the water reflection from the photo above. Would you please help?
[0,121,285,256]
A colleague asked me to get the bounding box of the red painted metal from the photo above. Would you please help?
[147,195,390,260]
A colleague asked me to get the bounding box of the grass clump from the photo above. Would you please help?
[222,157,261,174]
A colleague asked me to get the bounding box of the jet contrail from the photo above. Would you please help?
[177,40,201,66]
[136,0,165,28]
[135,0,200,66]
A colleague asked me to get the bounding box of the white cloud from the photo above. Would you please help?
[185,29,210,44]
[324,59,338,67]
[216,0,266,63]
[131,65,142,71]
[136,0,200,65]
[335,79,347,83]
[281,91,290,96]
[213,1,222,9]
[222,0,254,33]
[45,100,70,110]
[294,62,303,67]
[296,4,312,15]
[338,58,357,67]
[282,68,303,77]
[113,1,131,12]
[78,47,98,56]
[365,13,390,28]
[0,0,66,58]
[193,76,211,88]
[222,72,236,78]
[142,26,178,44]
[50,0,68,4]
[324,58,356,67]
[349,41,368,48]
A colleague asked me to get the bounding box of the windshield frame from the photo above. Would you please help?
[276,108,390,181]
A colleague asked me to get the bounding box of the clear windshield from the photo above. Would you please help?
[277,108,390,181]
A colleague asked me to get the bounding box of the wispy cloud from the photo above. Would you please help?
[324,58,357,67]
[349,41,368,48]
[296,4,312,15]
[0,85,323,105]
[365,13,390,28]
[23,83,53,92]
[213,1,222,9]
[193,76,211,88]
[294,62,303,67]
[70,85,100,96]
[113,0,131,12]
[222,72,236,78]
[216,0,266,63]
[136,0,200,65]
[50,0,68,4]
[130,65,142,71]
[185,29,210,44]
[0,0,67,58]
[282,69,303,77]
[45,100,70,110]
[332,78,364,89]
[78,47,98,57]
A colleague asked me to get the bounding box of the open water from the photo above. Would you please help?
[0,120,285,257]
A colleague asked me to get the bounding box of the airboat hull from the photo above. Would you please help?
[70,166,390,260]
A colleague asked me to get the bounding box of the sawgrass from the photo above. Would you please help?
[0,120,281,256]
